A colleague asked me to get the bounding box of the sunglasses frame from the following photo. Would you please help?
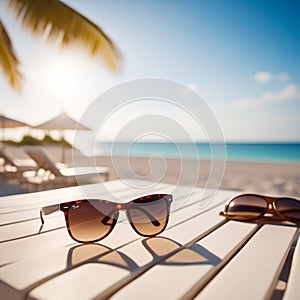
[220,193,300,224]
[40,194,173,243]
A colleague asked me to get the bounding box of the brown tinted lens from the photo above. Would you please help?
[226,195,268,220]
[67,201,117,242]
[128,197,169,236]
[275,198,300,224]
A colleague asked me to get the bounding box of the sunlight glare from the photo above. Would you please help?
[45,54,85,95]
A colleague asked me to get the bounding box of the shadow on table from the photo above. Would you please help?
[0,236,221,299]
[67,236,221,269]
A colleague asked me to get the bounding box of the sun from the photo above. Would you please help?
[45,54,85,95]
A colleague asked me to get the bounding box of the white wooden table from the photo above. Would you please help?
[0,179,299,300]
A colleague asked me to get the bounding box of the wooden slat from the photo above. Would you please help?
[0,215,65,243]
[0,209,41,226]
[194,225,297,300]
[25,195,234,299]
[0,180,173,214]
[0,179,172,209]
[283,232,300,300]
[111,221,257,300]
[29,264,131,300]
[0,228,73,266]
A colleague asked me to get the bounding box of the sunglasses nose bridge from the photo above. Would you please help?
[115,203,130,211]
[266,203,273,211]
[265,201,280,216]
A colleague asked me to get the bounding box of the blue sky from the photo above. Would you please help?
[0,0,299,141]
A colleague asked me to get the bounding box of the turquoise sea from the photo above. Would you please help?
[96,142,300,163]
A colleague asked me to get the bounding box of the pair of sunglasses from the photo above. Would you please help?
[40,194,173,243]
[220,193,300,225]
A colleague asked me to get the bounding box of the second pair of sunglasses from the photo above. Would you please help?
[220,193,300,224]
[40,194,173,243]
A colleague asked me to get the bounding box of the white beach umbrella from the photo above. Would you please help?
[0,114,29,147]
[35,112,90,163]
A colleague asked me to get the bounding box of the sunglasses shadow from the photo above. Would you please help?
[66,243,139,271]
[10,236,222,299]
[227,216,300,227]
[65,236,221,271]
[142,237,221,266]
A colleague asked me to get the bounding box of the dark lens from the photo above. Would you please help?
[226,195,268,220]
[67,201,117,242]
[128,195,170,236]
[275,198,300,224]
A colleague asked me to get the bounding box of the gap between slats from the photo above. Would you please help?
[275,229,300,300]
[191,225,298,300]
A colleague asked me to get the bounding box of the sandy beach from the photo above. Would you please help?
[94,156,300,198]
[58,146,300,198]
[1,145,299,198]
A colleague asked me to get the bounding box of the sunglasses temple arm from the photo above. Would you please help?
[101,209,115,225]
[40,204,60,224]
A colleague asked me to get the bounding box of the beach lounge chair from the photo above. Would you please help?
[0,147,37,173]
[0,148,38,185]
[24,147,109,191]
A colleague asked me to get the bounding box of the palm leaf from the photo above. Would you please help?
[0,19,22,91]
[8,0,121,71]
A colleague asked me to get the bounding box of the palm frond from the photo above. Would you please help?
[8,0,121,71]
[0,19,22,91]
